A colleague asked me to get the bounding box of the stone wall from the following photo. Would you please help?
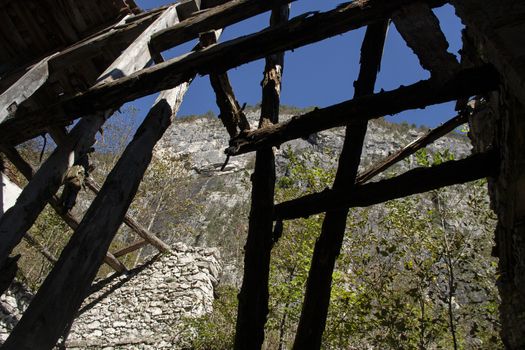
[1,243,221,349]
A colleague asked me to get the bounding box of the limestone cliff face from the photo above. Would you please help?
[152,110,472,284]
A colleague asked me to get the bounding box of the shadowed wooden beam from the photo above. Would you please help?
[226,65,499,156]
[234,4,289,349]
[356,112,468,184]
[0,146,128,274]
[150,0,295,53]
[293,20,389,349]
[0,0,448,145]
[393,2,460,80]
[274,151,499,221]
[2,83,191,350]
[0,6,181,277]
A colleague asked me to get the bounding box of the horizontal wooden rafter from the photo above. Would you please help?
[150,0,295,53]
[0,0,447,145]
[273,150,499,221]
[225,65,498,156]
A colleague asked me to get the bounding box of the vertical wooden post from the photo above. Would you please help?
[1,83,191,350]
[234,4,289,350]
[293,21,389,349]
[0,5,179,276]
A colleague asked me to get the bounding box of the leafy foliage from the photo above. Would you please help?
[186,147,501,349]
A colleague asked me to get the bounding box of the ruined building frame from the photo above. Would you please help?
[0,0,523,348]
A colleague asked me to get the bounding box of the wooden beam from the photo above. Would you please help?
[356,112,468,184]
[226,65,499,156]
[393,2,460,80]
[48,126,172,254]
[274,151,499,221]
[1,83,191,350]
[0,0,448,145]
[150,0,294,53]
[112,240,148,258]
[234,4,289,349]
[84,177,171,253]
[0,146,128,274]
[199,31,250,138]
[23,233,58,264]
[0,10,161,123]
[0,6,180,275]
[293,20,389,349]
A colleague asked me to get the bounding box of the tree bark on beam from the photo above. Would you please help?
[0,6,180,276]
[0,0,448,145]
[226,65,498,156]
[393,2,460,80]
[1,83,191,350]
[234,5,289,349]
[356,112,468,184]
[293,21,389,349]
[274,151,499,221]
[0,146,128,274]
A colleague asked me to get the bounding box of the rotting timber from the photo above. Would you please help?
[0,0,524,349]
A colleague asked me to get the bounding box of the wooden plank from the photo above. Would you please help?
[0,6,181,277]
[393,2,460,80]
[150,0,294,53]
[293,21,389,349]
[2,83,192,350]
[234,4,289,349]
[0,145,128,274]
[356,112,468,184]
[225,65,498,156]
[0,0,449,145]
[274,151,499,220]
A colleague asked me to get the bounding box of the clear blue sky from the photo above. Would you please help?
[130,0,464,128]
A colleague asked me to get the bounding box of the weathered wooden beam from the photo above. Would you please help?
[0,6,180,276]
[84,177,171,253]
[23,233,58,264]
[293,20,389,349]
[0,0,448,145]
[226,65,499,156]
[393,2,460,80]
[0,146,128,274]
[150,0,294,53]
[199,31,250,138]
[0,54,57,124]
[113,240,149,258]
[274,151,499,221]
[234,5,289,350]
[1,83,191,350]
[0,10,161,123]
[356,112,468,184]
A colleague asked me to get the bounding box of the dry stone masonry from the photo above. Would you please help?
[1,243,221,349]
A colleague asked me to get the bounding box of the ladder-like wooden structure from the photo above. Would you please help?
[0,0,524,349]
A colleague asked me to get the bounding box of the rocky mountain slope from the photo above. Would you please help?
[152,109,472,284]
